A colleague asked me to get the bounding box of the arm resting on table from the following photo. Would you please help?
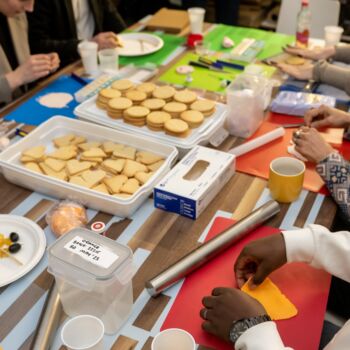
[316,152,350,222]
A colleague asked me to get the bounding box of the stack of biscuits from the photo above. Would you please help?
[20,133,165,199]
[97,80,218,137]
[96,88,121,109]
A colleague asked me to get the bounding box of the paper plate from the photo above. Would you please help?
[0,215,46,287]
[117,33,164,57]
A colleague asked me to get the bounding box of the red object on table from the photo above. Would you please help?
[187,33,203,48]
[235,112,350,193]
[161,217,331,350]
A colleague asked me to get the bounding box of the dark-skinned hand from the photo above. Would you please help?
[234,234,287,289]
[200,287,266,342]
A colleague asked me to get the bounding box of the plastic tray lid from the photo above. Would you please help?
[48,228,133,288]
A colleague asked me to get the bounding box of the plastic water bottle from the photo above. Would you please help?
[296,0,311,47]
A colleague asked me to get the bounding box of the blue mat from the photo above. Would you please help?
[4,75,86,126]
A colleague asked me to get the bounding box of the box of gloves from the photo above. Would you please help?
[154,146,235,219]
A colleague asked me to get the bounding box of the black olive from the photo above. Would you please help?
[9,243,21,253]
[9,232,19,242]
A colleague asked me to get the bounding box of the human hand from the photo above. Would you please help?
[234,234,286,289]
[92,32,118,49]
[293,127,335,163]
[48,52,60,72]
[200,287,266,342]
[6,54,52,90]
[275,62,314,80]
[304,105,350,129]
[283,44,336,61]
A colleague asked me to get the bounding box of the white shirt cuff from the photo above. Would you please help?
[282,227,315,264]
[236,321,290,349]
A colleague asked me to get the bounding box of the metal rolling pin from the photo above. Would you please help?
[31,281,63,350]
[146,200,280,297]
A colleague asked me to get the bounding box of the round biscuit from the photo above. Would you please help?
[108,97,133,110]
[124,106,150,119]
[164,119,189,134]
[125,90,147,104]
[285,56,306,65]
[173,90,197,104]
[136,82,156,96]
[111,79,134,92]
[152,86,176,100]
[99,88,121,99]
[141,98,166,110]
[163,102,187,114]
[180,110,204,128]
[190,99,216,113]
[147,111,172,126]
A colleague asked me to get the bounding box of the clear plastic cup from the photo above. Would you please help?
[61,315,104,350]
[152,328,196,350]
[188,7,205,34]
[194,40,210,56]
[324,26,344,47]
[98,48,119,72]
[78,41,99,76]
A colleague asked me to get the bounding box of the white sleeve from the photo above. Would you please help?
[236,322,293,350]
[282,224,350,283]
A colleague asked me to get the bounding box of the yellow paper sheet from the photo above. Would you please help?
[241,278,298,320]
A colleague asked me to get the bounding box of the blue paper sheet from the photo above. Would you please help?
[4,75,85,126]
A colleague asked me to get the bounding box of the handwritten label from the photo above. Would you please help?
[64,236,118,269]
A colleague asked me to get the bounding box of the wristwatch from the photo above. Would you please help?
[229,315,271,345]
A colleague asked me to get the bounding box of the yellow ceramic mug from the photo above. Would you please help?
[268,157,305,203]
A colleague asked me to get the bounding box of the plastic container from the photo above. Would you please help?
[226,74,270,138]
[0,116,178,217]
[74,96,227,157]
[324,26,344,47]
[48,228,135,334]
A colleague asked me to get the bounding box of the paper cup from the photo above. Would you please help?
[324,26,344,47]
[61,315,104,350]
[152,328,196,350]
[98,48,119,72]
[78,41,99,76]
[188,7,205,34]
[268,157,305,203]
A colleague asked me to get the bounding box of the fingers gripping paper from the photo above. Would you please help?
[242,278,298,320]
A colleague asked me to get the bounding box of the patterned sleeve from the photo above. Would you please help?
[316,152,350,221]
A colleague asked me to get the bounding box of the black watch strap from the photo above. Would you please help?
[229,314,271,345]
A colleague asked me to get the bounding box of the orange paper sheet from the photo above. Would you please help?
[242,278,298,320]
[236,121,324,192]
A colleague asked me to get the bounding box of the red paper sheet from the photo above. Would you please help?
[235,113,350,193]
[161,217,331,350]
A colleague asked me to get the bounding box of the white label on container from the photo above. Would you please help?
[64,236,118,269]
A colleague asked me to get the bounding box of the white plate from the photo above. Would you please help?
[117,33,164,57]
[0,215,46,287]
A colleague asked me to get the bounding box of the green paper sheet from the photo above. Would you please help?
[119,33,186,67]
[158,52,276,93]
[204,24,295,60]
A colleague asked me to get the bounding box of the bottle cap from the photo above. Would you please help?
[90,221,106,233]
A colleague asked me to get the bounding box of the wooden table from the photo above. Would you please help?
[0,22,337,350]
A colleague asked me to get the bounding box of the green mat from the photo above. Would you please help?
[158,52,276,93]
[204,24,295,60]
[119,33,186,67]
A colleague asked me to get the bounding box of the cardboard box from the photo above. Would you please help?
[154,146,235,219]
[146,8,189,34]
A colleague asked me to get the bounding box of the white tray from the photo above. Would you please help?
[0,117,178,217]
[74,96,228,156]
